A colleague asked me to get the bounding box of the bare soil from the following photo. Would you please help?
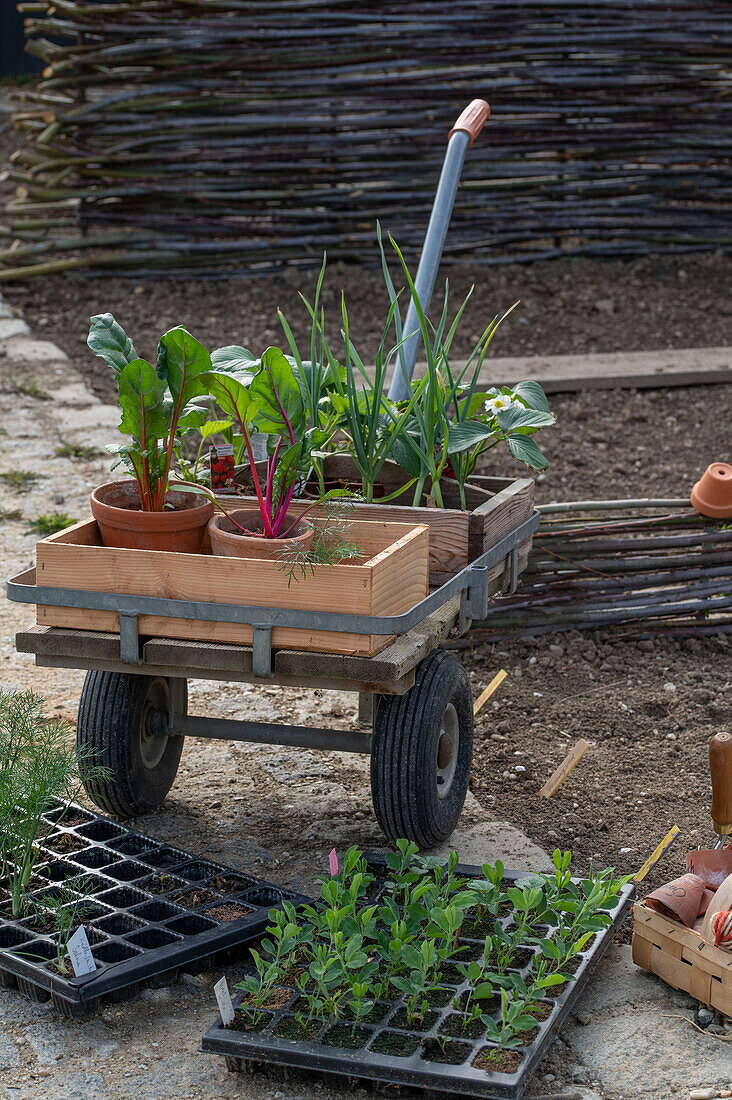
[3,250,729,410]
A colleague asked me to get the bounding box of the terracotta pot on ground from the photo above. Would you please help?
[208,509,314,559]
[691,462,732,519]
[643,873,708,928]
[90,481,214,552]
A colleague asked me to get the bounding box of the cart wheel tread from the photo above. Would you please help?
[77,671,185,818]
[371,650,473,848]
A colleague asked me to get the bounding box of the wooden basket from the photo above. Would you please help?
[35,517,429,658]
[632,902,732,1013]
[228,456,535,584]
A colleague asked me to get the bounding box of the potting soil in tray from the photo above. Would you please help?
[201,858,634,1100]
[0,799,307,1016]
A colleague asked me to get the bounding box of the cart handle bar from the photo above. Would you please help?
[449,99,490,146]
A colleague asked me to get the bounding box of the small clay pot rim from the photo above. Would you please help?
[210,509,313,542]
[91,480,213,532]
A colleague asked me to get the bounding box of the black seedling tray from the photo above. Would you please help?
[201,857,634,1100]
[0,799,308,1017]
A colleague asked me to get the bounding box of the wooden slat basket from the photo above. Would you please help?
[35,517,429,659]
[632,902,732,1014]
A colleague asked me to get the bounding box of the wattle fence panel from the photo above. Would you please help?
[1,0,729,279]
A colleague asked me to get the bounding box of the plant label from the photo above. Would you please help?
[66,925,95,977]
[214,976,235,1027]
[473,669,507,716]
[250,432,267,463]
[634,825,680,884]
[210,443,235,493]
[540,738,590,798]
[329,848,339,876]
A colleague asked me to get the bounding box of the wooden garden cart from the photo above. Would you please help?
[7,482,537,848]
[6,99,541,845]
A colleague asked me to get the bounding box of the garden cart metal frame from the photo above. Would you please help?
[6,99,539,847]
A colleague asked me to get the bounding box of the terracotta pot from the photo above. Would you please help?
[643,872,707,928]
[686,848,732,890]
[691,462,732,519]
[208,509,314,559]
[90,481,214,553]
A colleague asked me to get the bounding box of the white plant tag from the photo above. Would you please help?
[214,976,235,1027]
[66,925,95,977]
[250,432,267,463]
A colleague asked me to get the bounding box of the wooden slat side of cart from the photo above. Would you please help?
[632,903,732,1015]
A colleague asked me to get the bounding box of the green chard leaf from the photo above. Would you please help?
[156,326,211,410]
[87,313,137,378]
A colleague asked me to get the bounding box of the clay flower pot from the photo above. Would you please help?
[90,481,214,553]
[691,462,732,519]
[643,873,707,928]
[208,509,314,559]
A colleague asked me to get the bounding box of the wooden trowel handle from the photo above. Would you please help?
[710,732,732,836]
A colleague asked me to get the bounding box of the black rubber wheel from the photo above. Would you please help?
[370,650,474,848]
[77,671,186,818]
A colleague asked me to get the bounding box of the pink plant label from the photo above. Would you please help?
[329,848,339,876]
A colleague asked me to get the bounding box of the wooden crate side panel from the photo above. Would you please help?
[41,518,101,546]
[219,493,469,581]
[369,526,429,617]
[36,606,391,657]
[468,477,535,561]
[37,545,374,617]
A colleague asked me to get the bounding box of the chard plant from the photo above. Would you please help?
[182,347,360,577]
[88,314,212,511]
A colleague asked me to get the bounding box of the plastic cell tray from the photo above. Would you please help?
[0,800,307,1016]
[201,859,634,1100]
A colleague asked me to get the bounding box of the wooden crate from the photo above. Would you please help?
[35,518,429,658]
[632,902,732,1014]
[227,456,535,584]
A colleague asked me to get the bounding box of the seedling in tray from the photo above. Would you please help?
[204,845,632,1098]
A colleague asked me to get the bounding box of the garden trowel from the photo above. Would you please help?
[686,732,732,888]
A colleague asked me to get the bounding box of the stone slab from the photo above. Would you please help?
[566,945,732,1098]
[3,336,68,362]
[429,815,554,871]
[0,319,30,340]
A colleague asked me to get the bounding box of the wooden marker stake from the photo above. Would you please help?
[540,739,590,799]
[473,670,507,716]
[633,826,680,885]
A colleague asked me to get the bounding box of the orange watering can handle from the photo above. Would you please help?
[448,99,490,147]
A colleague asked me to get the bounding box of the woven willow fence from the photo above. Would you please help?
[1,0,730,280]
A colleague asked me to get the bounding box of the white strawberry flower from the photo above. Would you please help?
[483,393,520,417]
